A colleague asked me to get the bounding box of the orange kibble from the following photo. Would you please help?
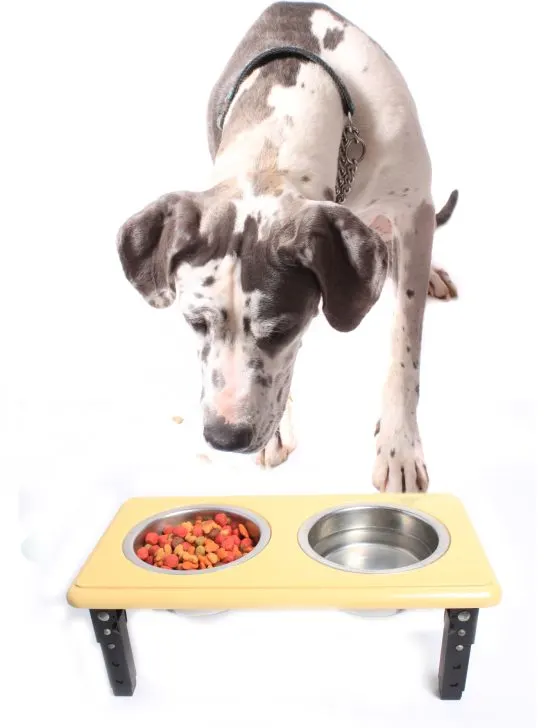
[154,547,165,562]
[204,539,219,553]
[217,548,227,560]
[181,561,196,570]
[202,520,216,534]
[238,524,249,539]
[208,552,219,565]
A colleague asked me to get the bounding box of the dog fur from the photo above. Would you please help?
[117,2,458,491]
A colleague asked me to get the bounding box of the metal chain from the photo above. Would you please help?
[335,113,366,204]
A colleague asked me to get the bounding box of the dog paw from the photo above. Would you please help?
[256,397,296,468]
[372,423,429,492]
[428,267,458,300]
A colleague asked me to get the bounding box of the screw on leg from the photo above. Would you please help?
[438,608,479,700]
[90,610,136,696]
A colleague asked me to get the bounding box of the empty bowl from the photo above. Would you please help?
[298,504,450,575]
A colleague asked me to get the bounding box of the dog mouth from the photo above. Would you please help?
[203,418,280,455]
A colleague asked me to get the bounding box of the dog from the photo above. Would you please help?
[117,2,459,492]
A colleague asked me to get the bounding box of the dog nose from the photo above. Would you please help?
[203,420,253,452]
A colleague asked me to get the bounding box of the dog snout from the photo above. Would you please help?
[203,419,253,452]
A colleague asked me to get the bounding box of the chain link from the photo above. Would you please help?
[335,113,366,204]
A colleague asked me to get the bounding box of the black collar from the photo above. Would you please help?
[217,46,355,130]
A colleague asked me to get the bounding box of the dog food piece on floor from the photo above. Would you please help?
[171,415,184,424]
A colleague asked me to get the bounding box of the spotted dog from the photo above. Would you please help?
[117,2,459,490]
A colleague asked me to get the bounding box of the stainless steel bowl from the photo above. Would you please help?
[298,504,450,575]
[123,504,271,576]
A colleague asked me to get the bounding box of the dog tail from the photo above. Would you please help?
[436,189,458,227]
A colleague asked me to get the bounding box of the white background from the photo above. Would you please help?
[2,0,539,725]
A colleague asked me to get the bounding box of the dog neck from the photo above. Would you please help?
[211,58,346,201]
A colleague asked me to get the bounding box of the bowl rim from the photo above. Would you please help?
[122,504,271,576]
[297,502,451,575]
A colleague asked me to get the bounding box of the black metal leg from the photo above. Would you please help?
[438,608,479,700]
[90,609,136,696]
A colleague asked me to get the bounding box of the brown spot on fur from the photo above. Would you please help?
[323,27,344,50]
[301,174,310,183]
[252,138,285,196]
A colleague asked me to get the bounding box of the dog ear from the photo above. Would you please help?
[295,203,388,332]
[117,192,201,308]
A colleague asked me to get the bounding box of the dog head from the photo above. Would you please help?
[117,188,388,453]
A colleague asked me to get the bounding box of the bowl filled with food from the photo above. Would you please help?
[123,504,271,615]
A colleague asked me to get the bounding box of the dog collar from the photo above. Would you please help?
[217,46,365,203]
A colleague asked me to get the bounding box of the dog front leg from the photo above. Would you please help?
[373,202,435,492]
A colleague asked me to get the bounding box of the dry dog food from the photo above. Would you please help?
[136,513,257,570]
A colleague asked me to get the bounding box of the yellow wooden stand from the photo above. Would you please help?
[68,493,500,699]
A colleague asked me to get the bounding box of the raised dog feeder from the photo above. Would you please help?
[67,494,501,699]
